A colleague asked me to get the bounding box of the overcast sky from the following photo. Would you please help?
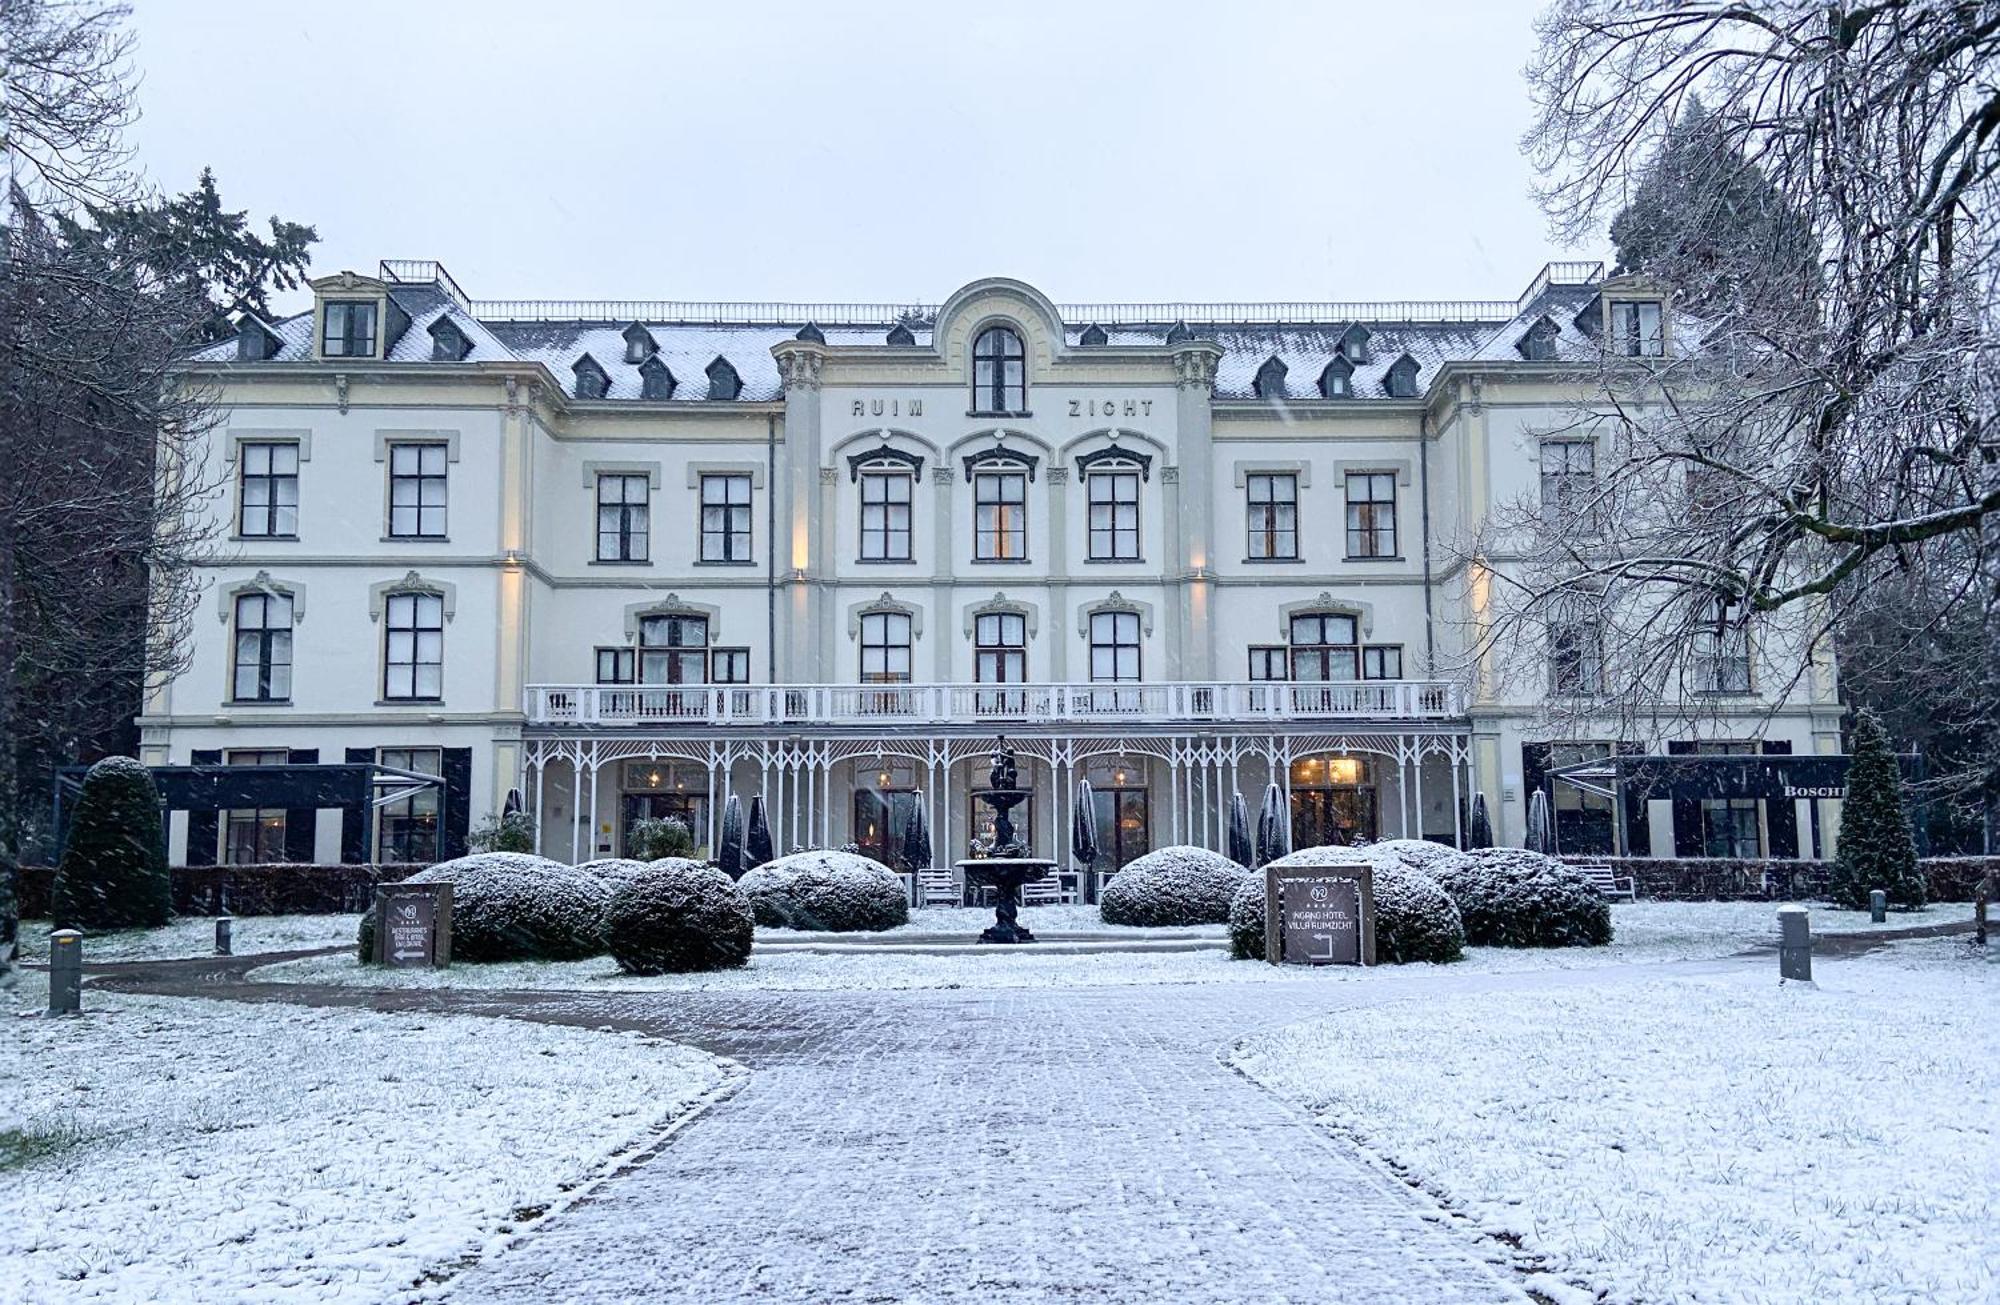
[128,0,1596,312]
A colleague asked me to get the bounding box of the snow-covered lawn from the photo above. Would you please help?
[17,913,360,962]
[1233,938,2000,1305]
[251,900,1974,993]
[3,973,730,1304]
[760,902,1223,939]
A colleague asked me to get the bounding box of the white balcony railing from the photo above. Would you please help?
[523,680,1464,728]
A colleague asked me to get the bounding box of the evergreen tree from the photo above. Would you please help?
[1608,99,1819,320]
[1829,711,1925,910]
[55,168,318,343]
[52,756,170,930]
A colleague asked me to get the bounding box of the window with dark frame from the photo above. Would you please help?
[388,443,448,538]
[231,591,293,701]
[222,748,289,865]
[1086,466,1141,561]
[1692,597,1751,693]
[1539,440,1600,532]
[1248,646,1289,681]
[383,591,444,700]
[238,442,299,537]
[1609,300,1664,357]
[376,746,443,863]
[1344,472,1397,558]
[639,615,709,685]
[974,469,1028,560]
[859,469,913,561]
[710,647,751,684]
[321,300,379,357]
[1362,645,1403,680]
[860,611,913,683]
[1289,612,1359,681]
[975,611,1027,683]
[596,473,650,561]
[596,647,636,684]
[1549,616,1605,696]
[971,325,1026,414]
[1246,473,1297,560]
[1088,610,1141,682]
[700,473,753,562]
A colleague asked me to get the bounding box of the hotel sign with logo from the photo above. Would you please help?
[1265,861,1376,967]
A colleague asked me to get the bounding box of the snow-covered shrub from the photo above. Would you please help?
[1228,875,1267,960]
[628,816,697,862]
[355,852,610,963]
[53,756,170,931]
[467,810,536,853]
[1099,845,1247,927]
[602,861,754,974]
[574,857,652,884]
[1436,847,1612,948]
[738,850,909,932]
[1828,709,1924,909]
[1355,837,1472,880]
[1263,846,1464,963]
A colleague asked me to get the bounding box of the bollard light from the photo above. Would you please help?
[48,929,83,1016]
[1869,889,1886,924]
[1777,904,1812,983]
[215,916,233,956]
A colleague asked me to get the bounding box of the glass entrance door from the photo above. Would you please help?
[1289,755,1376,848]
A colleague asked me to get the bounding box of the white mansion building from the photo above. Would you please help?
[147,259,1845,872]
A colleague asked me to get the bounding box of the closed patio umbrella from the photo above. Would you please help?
[718,793,745,879]
[1526,788,1553,854]
[1072,780,1099,869]
[1470,793,1494,849]
[1257,781,1292,865]
[745,794,774,870]
[1227,791,1253,870]
[901,791,932,871]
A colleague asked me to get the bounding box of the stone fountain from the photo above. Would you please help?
[956,737,1057,944]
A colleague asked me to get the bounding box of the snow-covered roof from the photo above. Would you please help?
[196,259,1661,403]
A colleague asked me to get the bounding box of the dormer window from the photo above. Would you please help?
[886,322,917,346]
[322,300,378,358]
[429,316,472,362]
[1318,358,1353,398]
[1338,323,1372,364]
[1253,356,1289,400]
[573,353,610,400]
[972,326,1026,415]
[1609,300,1664,357]
[622,322,657,365]
[639,355,676,401]
[1384,353,1420,399]
[706,356,742,401]
[1079,323,1108,346]
[1518,315,1561,362]
[236,316,281,362]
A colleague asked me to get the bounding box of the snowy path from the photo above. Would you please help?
[96,958,1768,1304]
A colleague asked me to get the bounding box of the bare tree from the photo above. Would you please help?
[1475,3,2000,754]
[0,0,137,209]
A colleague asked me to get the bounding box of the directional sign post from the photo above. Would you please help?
[1264,860,1375,967]
[373,882,453,968]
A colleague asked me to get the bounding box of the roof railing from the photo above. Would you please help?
[1514,260,1605,313]
[378,259,473,313]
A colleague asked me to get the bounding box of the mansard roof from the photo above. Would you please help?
[192,258,1684,404]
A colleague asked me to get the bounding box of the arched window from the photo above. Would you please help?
[972,326,1026,415]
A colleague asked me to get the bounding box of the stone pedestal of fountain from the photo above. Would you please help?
[956,740,1056,944]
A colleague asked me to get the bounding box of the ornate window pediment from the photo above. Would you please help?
[1073,445,1152,481]
[847,444,926,482]
[962,445,1039,483]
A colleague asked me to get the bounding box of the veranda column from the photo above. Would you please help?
[569,754,583,863]
[1414,745,1427,842]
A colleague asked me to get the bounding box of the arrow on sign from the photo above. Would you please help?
[392,948,428,962]
[1309,933,1336,961]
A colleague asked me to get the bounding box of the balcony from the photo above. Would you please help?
[523,680,1465,728]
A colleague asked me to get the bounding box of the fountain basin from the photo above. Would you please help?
[957,857,1058,943]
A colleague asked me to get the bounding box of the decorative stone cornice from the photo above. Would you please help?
[774,344,825,392]
[1171,345,1221,392]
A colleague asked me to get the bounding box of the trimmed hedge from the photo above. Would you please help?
[603,861,754,974]
[1439,848,1611,948]
[1099,846,1248,927]
[739,850,909,932]
[357,853,610,963]
[52,757,170,931]
[1555,855,2000,902]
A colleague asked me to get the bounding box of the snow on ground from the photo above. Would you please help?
[17,914,361,962]
[253,901,1973,993]
[1233,938,2000,1305]
[758,903,1222,939]
[3,971,728,1304]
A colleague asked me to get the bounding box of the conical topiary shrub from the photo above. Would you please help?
[1828,710,1924,910]
[53,756,170,931]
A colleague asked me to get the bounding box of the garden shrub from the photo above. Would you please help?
[356,852,609,962]
[52,756,170,931]
[628,816,698,862]
[574,857,653,885]
[1099,845,1246,927]
[1356,837,1472,880]
[1436,847,1613,948]
[1263,845,1464,963]
[467,810,537,854]
[1828,709,1925,909]
[1228,875,1267,960]
[738,849,909,932]
[603,860,754,974]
